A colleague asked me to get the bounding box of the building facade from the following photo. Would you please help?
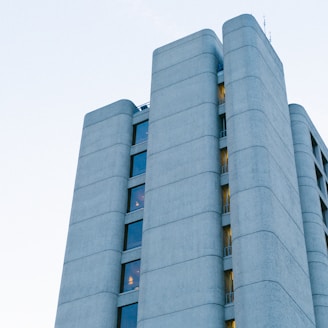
[55,14,328,328]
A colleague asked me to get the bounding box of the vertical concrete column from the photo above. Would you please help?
[223,15,316,327]
[290,103,328,328]
[138,30,224,327]
[55,100,135,328]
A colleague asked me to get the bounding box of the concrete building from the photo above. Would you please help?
[55,14,328,328]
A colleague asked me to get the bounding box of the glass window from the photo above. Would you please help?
[321,199,327,226]
[218,83,225,105]
[133,121,148,145]
[322,153,328,176]
[130,151,147,177]
[311,134,318,159]
[124,220,143,250]
[226,320,236,328]
[223,226,232,257]
[315,165,323,192]
[128,184,145,212]
[219,114,227,138]
[220,148,229,174]
[225,270,234,304]
[121,260,140,292]
[222,185,230,213]
[118,303,138,328]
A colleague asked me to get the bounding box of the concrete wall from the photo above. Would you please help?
[55,100,135,328]
[223,14,316,327]
[137,30,225,327]
[290,103,328,328]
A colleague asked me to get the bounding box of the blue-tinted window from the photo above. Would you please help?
[118,303,138,328]
[130,152,147,177]
[121,260,140,292]
[133,121,148,145]
[124,220,143,250]
[128,184,145,212]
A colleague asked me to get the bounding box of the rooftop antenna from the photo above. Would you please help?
[263,16,272,43]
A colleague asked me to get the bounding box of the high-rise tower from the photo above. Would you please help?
[55,14,328,328]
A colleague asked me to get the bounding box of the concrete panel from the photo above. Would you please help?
[58,250,121,304]
[290,103,328,327]
[70,176,128,224]
[223,14,316,326]
[55,101,134,327]
[141,212,221,272]
[138,28,224,327]
[64,213,125,262]
[55,293,117,328]
[138,303,223,328]
[138,256,223,320]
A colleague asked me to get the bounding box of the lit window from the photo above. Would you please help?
[226,319,236,328]
[130,151,147,177]
[133,121,148,145]
[225,270,234,304]
[121,260,140,292]
[223,226,232,257]
[218,83,225,105]
[128,184,145,212]
[220,148,229,174]
[118,303,138,328]
[124,220,143,250]
[222,185,230,213]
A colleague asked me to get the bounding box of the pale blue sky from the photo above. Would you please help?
[1,1,327,327]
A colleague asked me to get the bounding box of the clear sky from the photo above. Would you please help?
[1,1,327,327]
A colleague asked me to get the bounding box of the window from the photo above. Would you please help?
[121,260,140,292]
[218,83,225,105]
[315,165,323,192]
[321,199,327,226]
[219,114,227,138]
[225,270,234,304]
[124,220,143,250]
[220,148,229,174]
[322,153,328,176]
[222,185,230,213]
[118,303,138,328]
[311,134,318,159]
[128,184,145,212]
[223,226,232,257]
[130,151,147,177]
[133,121,148,145]
[226,320,236,328]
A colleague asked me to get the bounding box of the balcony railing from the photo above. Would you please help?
[223,203,230,214]
[223,245,232,257]
[136,102,150,112]
[225,291,234,304]
[220,129,227,138]
[221,163,228,174]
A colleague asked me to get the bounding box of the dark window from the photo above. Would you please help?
[219,114,227,138]
[315,165,323,192]
[311,134,318,159]
[133,121,148,145]
[128,184,145,212]
[118,303,138,328]
[321,199,327,226]
[322,153,328,176]
[130,151,147,177]
[121,260,140,292]
[124,220,143,250]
